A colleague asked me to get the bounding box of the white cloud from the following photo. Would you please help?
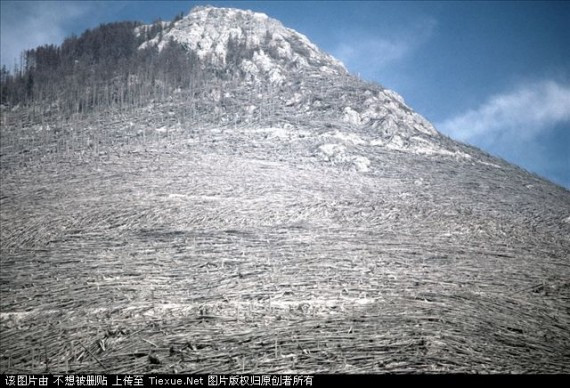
[437,80,570,188]
[438,80,570,143]
[0,1,94,68]
[331,17,437,76]
[334,37,409,70]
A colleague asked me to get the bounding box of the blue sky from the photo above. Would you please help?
[1,1,569,188]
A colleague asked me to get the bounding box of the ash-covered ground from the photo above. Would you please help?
[1,100,569,373]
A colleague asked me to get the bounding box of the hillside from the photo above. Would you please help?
[1,6,569,374]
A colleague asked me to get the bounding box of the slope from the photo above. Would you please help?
[1,6,569,374]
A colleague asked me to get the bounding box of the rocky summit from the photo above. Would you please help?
[1,6,569,374]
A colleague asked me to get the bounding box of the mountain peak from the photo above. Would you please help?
[132,6,461,163]
[139,6,347,84]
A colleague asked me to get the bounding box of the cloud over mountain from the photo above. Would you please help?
[438,80,570,143]
[331,17,437,77]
